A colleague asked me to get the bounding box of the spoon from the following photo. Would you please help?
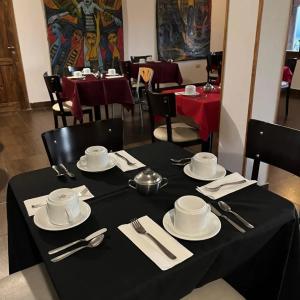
[52,165,64,177]
[218,201,254,229]
[59,163,76,178]
[51,235,104,262]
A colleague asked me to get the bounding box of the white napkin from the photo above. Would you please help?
[24,185,94,217]
[118,215,193,271]
[111,150,145,172]
[196,172,257,200]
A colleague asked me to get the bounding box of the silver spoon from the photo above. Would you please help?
[52,165,64,177]
[218,201,254,229]
[170,157,192,163]
[51,235,104,262]
[59,163,76,178]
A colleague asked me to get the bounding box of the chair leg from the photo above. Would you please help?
[73,117,77,125]
[54,115,58,129]
[105,105,109,119]
[121,106,124,120]
[88,110,93,122]
[112,104,114,118]
[139,102,144,127]
[285,87,290,121]
[61,115,67,127]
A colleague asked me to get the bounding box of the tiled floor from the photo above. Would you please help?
[0,93,299,280]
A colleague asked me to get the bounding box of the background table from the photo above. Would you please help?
[129,61,183,88]
[162,86,221,147]
[62,76,133,121]
[7,142,300,300]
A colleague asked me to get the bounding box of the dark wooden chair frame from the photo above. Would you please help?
[41,119,124,165]
[43,72,93,128]
[206,51,223,83]
[246,119,300,180]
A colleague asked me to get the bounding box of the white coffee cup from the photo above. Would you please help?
[146,56,152,62]
[47,188,81,226]
[82,68,91,75]
[190,152,217,178]
[79,146,108,170]
[73,71,82,77]
[185,85,197,95]
[174,195,211,235]
[107,68,116,76]
[139,58,146,64]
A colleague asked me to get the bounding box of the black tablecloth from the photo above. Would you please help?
[7,142,300,300]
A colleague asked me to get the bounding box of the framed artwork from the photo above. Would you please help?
[156,0,211,61]
[43,0,123,75]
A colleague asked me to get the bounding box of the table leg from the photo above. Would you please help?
[94,105,101,120]
[202,133,213,152]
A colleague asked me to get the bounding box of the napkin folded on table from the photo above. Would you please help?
[197,172,257,200]
[111,150,145,172]
[24,185,94,217]
[118,215,193,271]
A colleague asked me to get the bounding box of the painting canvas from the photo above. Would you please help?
[43,0,123,75]
[157,0,211,61]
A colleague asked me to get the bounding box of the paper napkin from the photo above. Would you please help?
[111,150,145,172]
[118,215,193,271]
[196,172,257,200]
[24,185,94,217]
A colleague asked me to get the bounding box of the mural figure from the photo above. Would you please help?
[43,0,123,75]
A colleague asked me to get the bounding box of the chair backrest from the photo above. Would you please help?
[146,91,176,142]
[42,119,124,165]
[119,60,132,83]
[67,66,84,74]
[130,55,152,63]
[246,119,300,180]
[206,51,223,81]
[43,73,64,109]
[284,57,297,74]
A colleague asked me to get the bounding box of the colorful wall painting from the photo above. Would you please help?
[43,0,123,74]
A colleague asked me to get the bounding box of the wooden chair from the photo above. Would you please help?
[135,67,154,127]
[246,119,300,180]
[42,119,123,165]
[130,55,152,63]
[43,72,93,128]
[206,51,223,84]
[281,57,297,120]
[146,91,201,146]
[0,263,58,300]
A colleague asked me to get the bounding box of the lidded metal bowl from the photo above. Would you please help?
[128,168,168,195]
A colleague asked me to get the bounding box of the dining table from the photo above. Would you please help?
[6,142,300,300]
[62,75,134,121]
[129,61,183,89]
[162,86,221,151]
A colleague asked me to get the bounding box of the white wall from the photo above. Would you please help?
[13,0,226,103]
[12,0,51,104]
[245,0,292,183]
[218,0,260,173]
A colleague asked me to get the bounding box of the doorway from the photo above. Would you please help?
[0,0,28,112]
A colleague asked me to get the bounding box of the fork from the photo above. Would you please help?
[115,152,136,166]
[202,179,247,192]
[131,218,177,260]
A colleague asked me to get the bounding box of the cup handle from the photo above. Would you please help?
[79,155,87,166]
[128,179,136,189]
[160,178,168,189]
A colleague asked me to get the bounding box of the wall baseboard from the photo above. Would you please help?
[30,101,51,110]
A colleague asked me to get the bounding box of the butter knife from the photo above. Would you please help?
[48,228,107,255]
[210,204,246,233]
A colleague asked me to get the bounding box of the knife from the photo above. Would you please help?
[48,228,107,255]
[210,204,246,233]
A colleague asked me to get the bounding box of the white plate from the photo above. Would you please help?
[76,155,116,172]
[33,201,91,231]
[67,76,85,79]
[175,92,200,96]
[183,163,226,181]
[163,209,221,241]
[105,75,123,78]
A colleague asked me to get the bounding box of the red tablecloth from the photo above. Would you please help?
[130,61,183,85]
[282,66,293,83]
[62,76,133,120]
[162,87,221,141]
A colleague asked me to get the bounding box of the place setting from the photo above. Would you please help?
[105,68,124,79]
[175,84,200,96]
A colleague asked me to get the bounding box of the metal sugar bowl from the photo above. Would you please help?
[128,168,168,195]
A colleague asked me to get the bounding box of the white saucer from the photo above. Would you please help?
[33,201,91,231]
[183,163,226,181]
[67,76,85,80]
[163,209,221,241]
[175,92,200,96]
[76,155,116,172]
